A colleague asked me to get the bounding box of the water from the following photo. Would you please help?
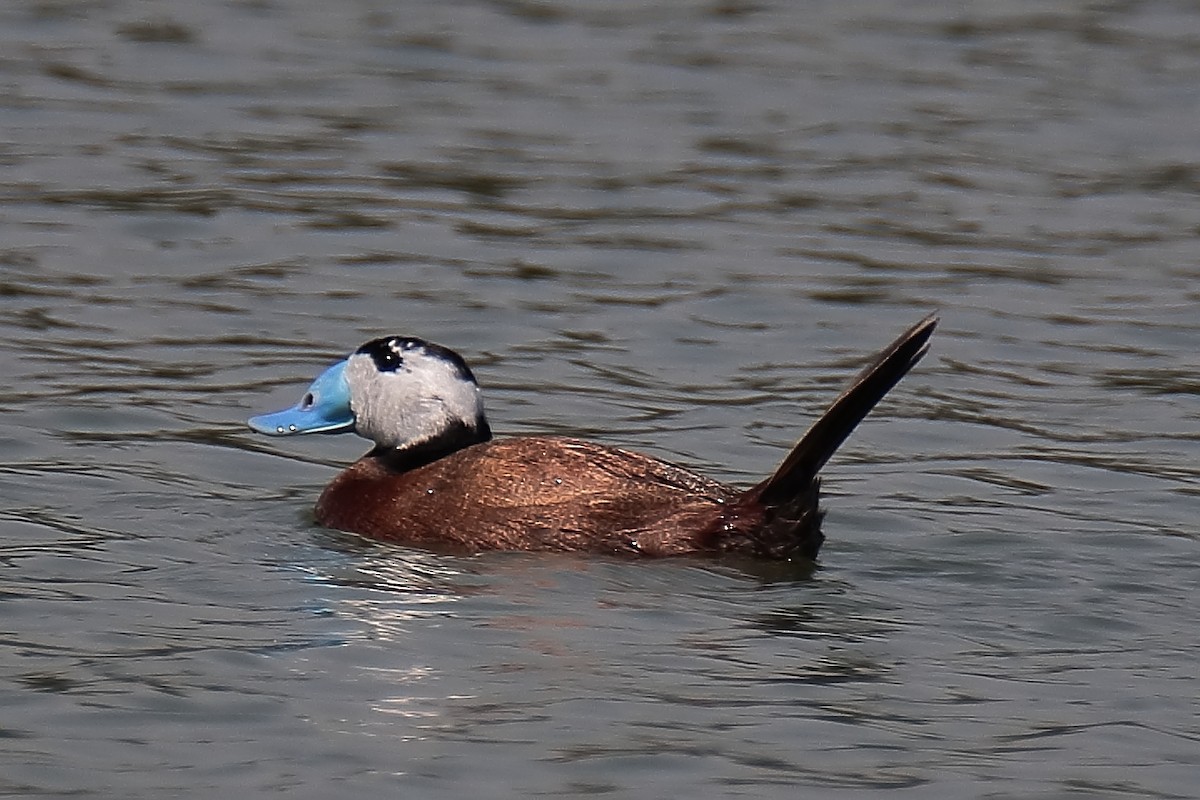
[1,0,1197,797]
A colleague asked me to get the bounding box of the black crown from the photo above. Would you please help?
[355,336,478,384]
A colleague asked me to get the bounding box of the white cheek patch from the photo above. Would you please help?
[343,349,485,450]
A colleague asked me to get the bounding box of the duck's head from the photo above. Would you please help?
[248,336,491,454]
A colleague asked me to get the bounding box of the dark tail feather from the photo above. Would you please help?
[758,313,937,505]
[740,314,936,560]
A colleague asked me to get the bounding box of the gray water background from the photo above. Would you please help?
[1,1,1197,797]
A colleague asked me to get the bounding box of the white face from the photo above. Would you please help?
[343,339,486,450]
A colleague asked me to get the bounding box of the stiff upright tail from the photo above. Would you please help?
[741,314,937,560]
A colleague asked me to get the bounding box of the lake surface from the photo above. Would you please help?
[1,1,1197,797]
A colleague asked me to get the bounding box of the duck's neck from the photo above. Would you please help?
[369,417,493,473]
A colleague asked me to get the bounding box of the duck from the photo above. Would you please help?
[248,314,936,561]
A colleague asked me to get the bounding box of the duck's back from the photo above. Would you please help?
[315,437,745,555]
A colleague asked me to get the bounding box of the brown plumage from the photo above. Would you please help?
[296,315,938,560]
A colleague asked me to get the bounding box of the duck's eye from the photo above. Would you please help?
[301,392,316,409]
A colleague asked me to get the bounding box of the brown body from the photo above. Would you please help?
[316,437,803,556]
[314,315,936,561]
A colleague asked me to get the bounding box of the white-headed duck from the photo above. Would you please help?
[249,315,936,560]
